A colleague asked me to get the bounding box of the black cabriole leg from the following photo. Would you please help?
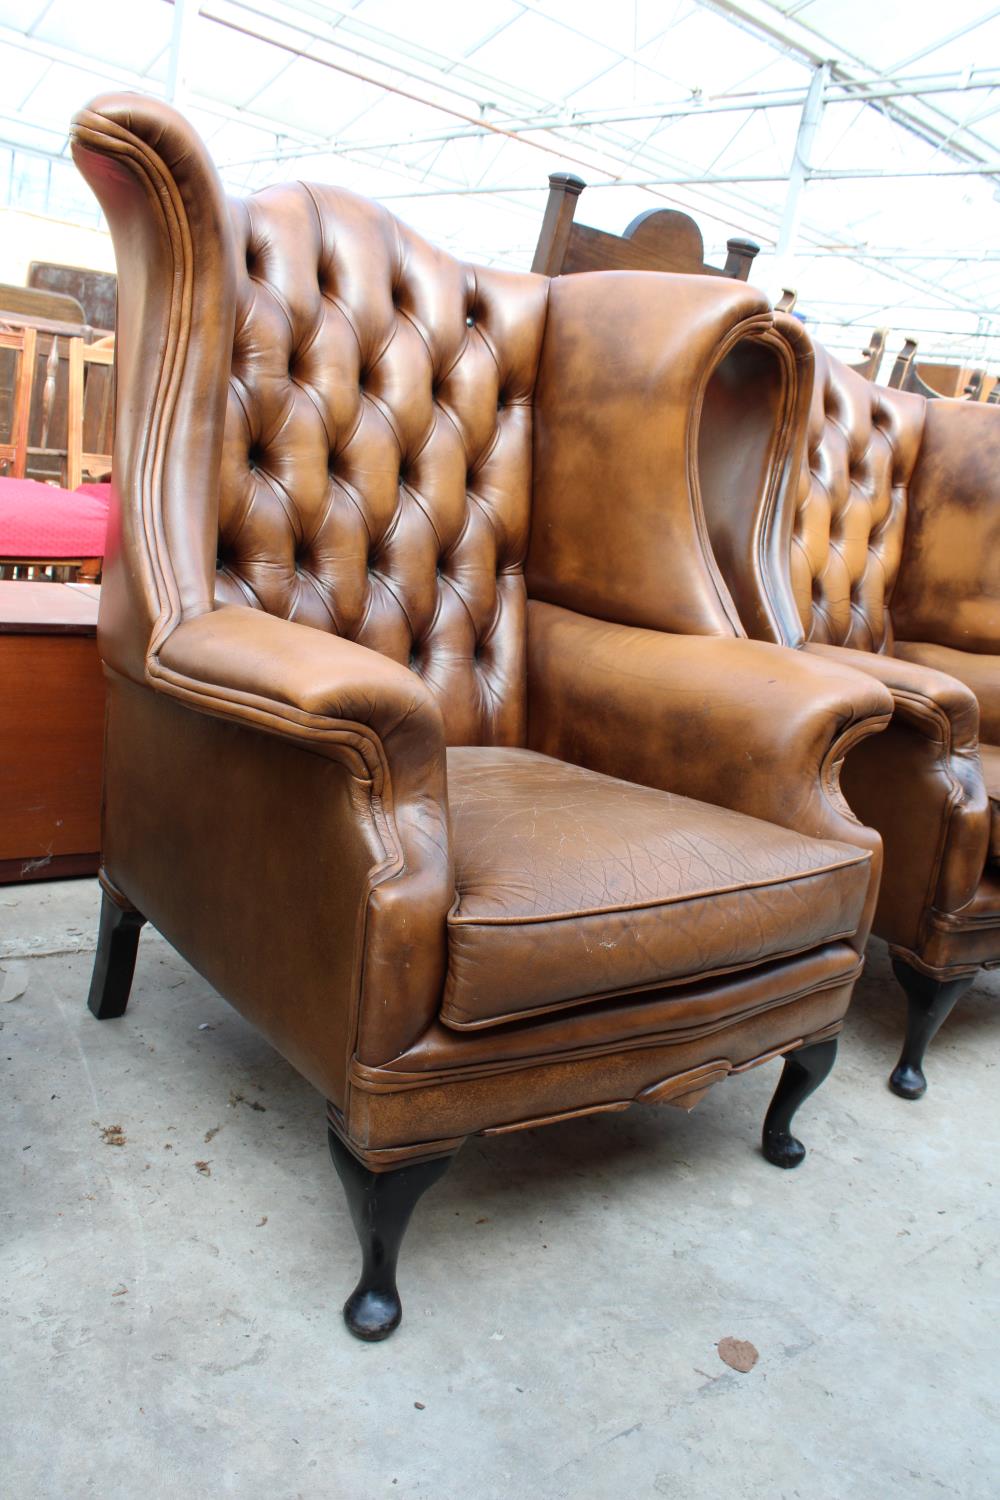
[328,1128,454,1342]
[889,959,973,1100]
[87,890,146,1020]
[761,1038,838,1169]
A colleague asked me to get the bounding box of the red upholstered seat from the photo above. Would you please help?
[0,477,109,558]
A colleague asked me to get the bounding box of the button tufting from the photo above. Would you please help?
[465,313,475,327]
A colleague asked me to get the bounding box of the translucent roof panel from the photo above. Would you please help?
[0,0,998,372]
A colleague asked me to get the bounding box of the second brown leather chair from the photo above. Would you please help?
[704,326,1000,1100]
[73,94,892,1340]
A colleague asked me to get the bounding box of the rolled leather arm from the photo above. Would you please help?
[157,606,455,1064]
[804,641,990,930]
[893,641,1000,744]
[804,642,981,750]
[158,605,447,793]
[527,601,892,847]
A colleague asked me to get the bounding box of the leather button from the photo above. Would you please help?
[465,314,475,327]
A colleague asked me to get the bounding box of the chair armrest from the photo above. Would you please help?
[527,601,892,847]
[804,643,981,750]
[156,606,454,1064]
[157,605,447,794]
[803,642,990,930]
[893,642,1000,744]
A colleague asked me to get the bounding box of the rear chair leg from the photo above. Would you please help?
[87,888,146,1019]
[328,1127,455,1342]
[762,1038,838,1169]
[889,959,973,1100]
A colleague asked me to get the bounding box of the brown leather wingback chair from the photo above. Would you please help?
[704,326,1000,1101]
[72,94,893,1341]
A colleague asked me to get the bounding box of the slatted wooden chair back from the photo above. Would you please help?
[0,325,37,478]
[66,334,114,490]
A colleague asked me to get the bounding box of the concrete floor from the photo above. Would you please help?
[1,879,998,1500]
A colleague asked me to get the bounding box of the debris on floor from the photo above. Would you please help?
[717,1337,759,1373]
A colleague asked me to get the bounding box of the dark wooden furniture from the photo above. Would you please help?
[531,171,760,280]
[29,262,116,332]
[0,315,113,486]
[0,581,103,882]
[887,339,987,400]
[0,283,84,323]
[851,328,888,382]
[67,335,114,489]
[0,325,37,476]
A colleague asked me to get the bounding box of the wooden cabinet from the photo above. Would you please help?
[0,582,103,881]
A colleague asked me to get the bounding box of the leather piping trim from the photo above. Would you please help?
[326,1105,464,1172]
[686,309,775,638]
[887,944,983,981]
[441,926,859,1030]
[330,1019,844,1169]
[447,852,870,927]
[745,320,812,648]
[97,867,140,913]
[351,957,863,1090]
[822,710,893,833]
[71,111,201,658]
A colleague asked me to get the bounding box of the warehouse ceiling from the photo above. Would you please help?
[2,0,1000,369]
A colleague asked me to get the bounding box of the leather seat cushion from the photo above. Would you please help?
[441,747,872,1030]
[982,743,1000,864]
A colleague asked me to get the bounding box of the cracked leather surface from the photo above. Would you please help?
[442,747,870,1029]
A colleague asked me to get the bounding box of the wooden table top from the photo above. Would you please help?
[0,581,100,634]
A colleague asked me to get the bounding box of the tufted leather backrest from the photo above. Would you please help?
[789,345,925,652]
[215,184,548,746]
